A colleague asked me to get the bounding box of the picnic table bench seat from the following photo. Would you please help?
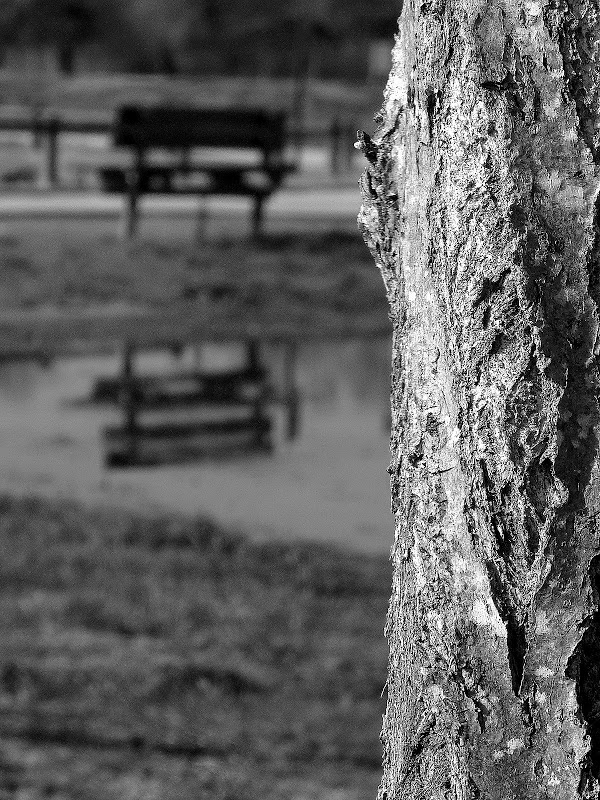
[92,364,268,407]
[104,414,273,467]
[99,106,296,236]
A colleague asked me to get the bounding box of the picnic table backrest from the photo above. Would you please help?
[114,106,287,156]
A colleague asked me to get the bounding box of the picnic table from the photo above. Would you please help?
[99,106,297,237]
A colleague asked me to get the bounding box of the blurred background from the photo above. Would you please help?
[0,2,399,799]
[0,0,400,165]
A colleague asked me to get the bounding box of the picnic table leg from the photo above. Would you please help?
[121,344,138,464]
[283,341,300,441]
[246,339,260,373]
[245,340,270,449]
[251,196,265,237]
[170,343,185,360]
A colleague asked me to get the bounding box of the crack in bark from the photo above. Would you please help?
[548,0,600,162]
[482,556,528,696]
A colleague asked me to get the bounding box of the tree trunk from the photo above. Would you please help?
[358,1,600,798]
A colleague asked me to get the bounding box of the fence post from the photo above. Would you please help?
[330,118,341,175]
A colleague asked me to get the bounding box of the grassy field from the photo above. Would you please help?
[0,229,386,325]
[0,73,378,127]
[0,494,390,800]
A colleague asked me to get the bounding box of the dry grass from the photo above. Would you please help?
[0,73,376,127]
[0,229,387,328]
[0,495,390,800]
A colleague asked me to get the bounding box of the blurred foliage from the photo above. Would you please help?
[0,494,390,798]
[0,0,402,78]
[0,0,155,73]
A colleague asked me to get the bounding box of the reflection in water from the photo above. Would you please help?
[0,338,391,426]
[297,339,391,414]
[0,336,393,553]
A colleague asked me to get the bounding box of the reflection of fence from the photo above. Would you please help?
[0,115,358,186]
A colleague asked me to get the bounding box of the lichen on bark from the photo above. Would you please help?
[358,1,600,798]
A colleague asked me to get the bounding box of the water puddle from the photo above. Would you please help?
[0,337,394,553]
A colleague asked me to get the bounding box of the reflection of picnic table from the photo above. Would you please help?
[97,340,299,468]
[99,106,297,237]
[0,305,389,467]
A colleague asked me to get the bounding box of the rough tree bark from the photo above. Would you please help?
[358,1,600,798]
